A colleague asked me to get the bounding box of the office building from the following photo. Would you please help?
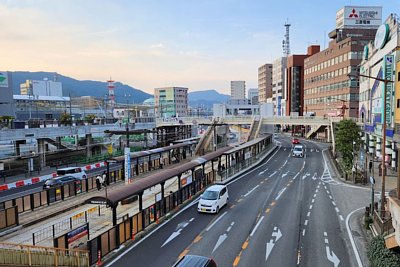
[154,87,188,118]
[20,79,63,97]
[272,57,287,116]
[286,45,320,116]
[258,64,273,103]
[304,6,380,118]
[248,88,259,105]
[230,81,246,100]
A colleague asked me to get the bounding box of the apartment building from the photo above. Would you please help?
[303,6,380,118]
[230,81,246,100]
[272,57,287,116]
[154,87,188,118]
[258,64,273,103]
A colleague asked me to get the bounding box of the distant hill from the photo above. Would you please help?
[10,71,152,104]
[188,90,229,108]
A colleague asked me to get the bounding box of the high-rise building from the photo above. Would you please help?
[230,81,246,100]
[304,6,380,118]
[248,88,259,105]
[0,71,14,117]
[272,57,287,116]
[154,87,188,118]
[286,45,320,116]
[258,64,273,103]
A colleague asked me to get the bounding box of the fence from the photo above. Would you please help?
[0,242,89,267]
[0,169,123,215]
[0,206,18,230]
[373,210,394,235]
[87,171,215,265]
[32,206,100,246]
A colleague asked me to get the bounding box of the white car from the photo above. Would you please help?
[292,145,304,157]
[56,167,87,180]
[198,185,229,214]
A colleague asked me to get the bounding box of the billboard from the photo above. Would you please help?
[336,6,382,29]
[382,55,394,125]
[0,72,8,87]
[124,147,131,184]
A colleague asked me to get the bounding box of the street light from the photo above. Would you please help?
[348,71,394,215]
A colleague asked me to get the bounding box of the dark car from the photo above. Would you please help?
[43,176,79,190]
[173,255,217,267]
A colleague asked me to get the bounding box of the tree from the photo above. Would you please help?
[367,235,400,266]
[60,112,72,125]
[335,119,361,172]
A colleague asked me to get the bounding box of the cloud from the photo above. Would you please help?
[150,43,164,49]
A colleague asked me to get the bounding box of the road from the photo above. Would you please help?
[107,136,369,267]
[0,164,122,202]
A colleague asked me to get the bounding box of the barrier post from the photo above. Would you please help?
[131,228,135,240]
[97,250,102,266]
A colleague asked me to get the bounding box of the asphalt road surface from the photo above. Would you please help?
[107,136,359,267]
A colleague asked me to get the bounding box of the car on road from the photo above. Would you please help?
[292,138,300,144]
[56,167,87,180]
[292,145,304,157]
[198,184,228,214]
[43,175,80,189]
[173,255,217,267]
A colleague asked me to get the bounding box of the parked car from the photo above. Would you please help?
[173,255,217,267]
[292,138,300,144]
[198,184,228,214]
[292,145,304,158]
[43,176,80,189]
[56,167,87,180]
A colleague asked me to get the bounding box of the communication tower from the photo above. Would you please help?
[282,20,291,57]
[107,78,116,106]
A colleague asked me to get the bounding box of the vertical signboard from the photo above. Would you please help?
[382,55,394,125]
[0,72,9,88]
[124,147,131,184]
[395,62,400,123]
[277,96,282,116]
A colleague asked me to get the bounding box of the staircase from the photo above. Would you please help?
[41,137,71,150]
[247,117,261,141]
[194,118,221,156]
[306,125,326,139]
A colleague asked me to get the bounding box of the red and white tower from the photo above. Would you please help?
[107,78,116,106]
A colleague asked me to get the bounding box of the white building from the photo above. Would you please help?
[272,57,287,116]
[248,88,259,105]
[230,81,246,100]
[154,87,188,118]
[20,79,63,97]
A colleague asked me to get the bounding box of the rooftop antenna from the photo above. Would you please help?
[283,19,291,57]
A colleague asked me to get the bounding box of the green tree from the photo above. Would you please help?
[367,235,400,266]
[335,119,361,172]
[60,112,72,125]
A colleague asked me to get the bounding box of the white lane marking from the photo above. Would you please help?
[316,189,319,193]
[259,171,265,175]
[283,160,288,166]
[326,246,341,267]
[206,211,228,231]
[161,217,194,247]
[302,229,306,236]
[339,215,344,221]
[313,194,316,198]
[324,232,327,237]
[269,171,277,178]
[332,201,336,206]
[329,195,332,200]
[346,207,364,267]
[307,211,311,217]
[212,233,227,253]
[250,216,265,237]
[226,221,235,232]
[244,185,260,197]
[311,199,315,203]
[266,228,282,261]
[309,205,313,210]
[335,207,339,213]
[304,220,308,226]
[275,187,287,200]
[324,238,329,244]
[293,172,300,180]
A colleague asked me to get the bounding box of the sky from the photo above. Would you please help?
[1,0,399,95]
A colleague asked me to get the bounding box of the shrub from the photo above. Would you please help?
[367,235,400,267]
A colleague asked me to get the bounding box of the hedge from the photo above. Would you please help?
[367,235,400,267]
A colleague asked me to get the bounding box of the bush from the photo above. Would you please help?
[367,235,400,267]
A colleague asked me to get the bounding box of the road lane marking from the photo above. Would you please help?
[227,222,235,232]
[325,238,329,244]
[242,240,249,249]
[206,211,228,231]
[193,235,202,243]
[332,201,336,206]
[179,249,189,258]
[266,208,270,213]
[271,201,276,206]
[304,220,308,226]
[313,194,316,198]
[244,185,260,197]
[162,218,194,247]
[269,171,277,178]
[311,199,315,203]
[346,207,364,267]
[266,227,282,261]
[339,215,344,221]
[309,205,313,210]
[329,195,332,199]
[250,216,264,237]
[275,187,287,200]
[335,207,339,213]
[307,212,311,217]
[302,229,306,236]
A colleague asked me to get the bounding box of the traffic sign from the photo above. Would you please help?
[370,176,375,185]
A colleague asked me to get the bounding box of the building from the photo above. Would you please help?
[286,45,320,116]
[304,6,380,118]
[20,79,63,97]
[0,71,14,117]
[154,87,188,118]
[258,64,273,103]
[248,88,259,105]
[230,81,246,100]
[272,57,287,116]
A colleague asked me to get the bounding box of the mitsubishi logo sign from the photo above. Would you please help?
[349,8,358,18]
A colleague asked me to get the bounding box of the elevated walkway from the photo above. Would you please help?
[247,117,261,141]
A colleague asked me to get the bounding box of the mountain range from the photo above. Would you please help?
[10,71,230,107]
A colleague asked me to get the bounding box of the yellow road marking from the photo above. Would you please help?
[287,183,291,186]
[260,181,264,184]
[271,201,276,206]
[237,198,242,203]
[233,255,241,266]
[179,249,189,259]
[266,208,271,213]
[242,241,249,250]
[230,204,236,209]
[193,235,202,243]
